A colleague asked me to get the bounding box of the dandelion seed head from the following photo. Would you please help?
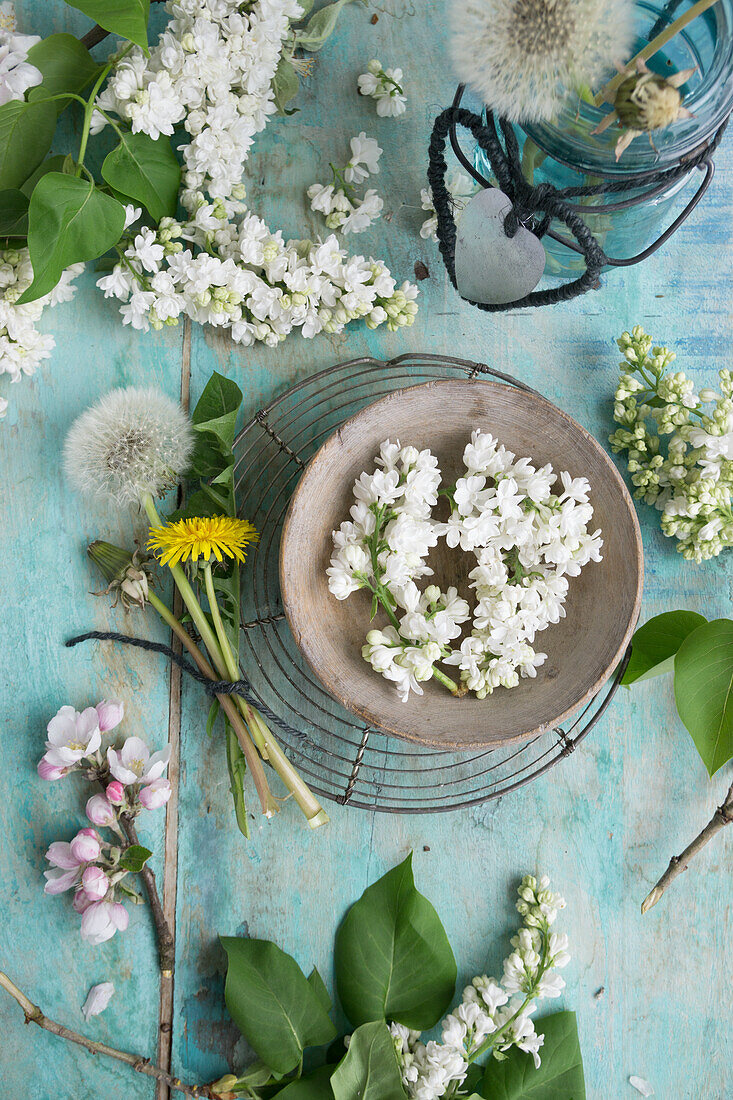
[64,387,194,507]
[451,0,635,123]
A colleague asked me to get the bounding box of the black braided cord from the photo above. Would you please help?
[428,105,728,311]
[66,630,308,740]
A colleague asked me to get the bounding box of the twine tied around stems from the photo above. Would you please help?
[427,103,728,311]
[65,630,307,741]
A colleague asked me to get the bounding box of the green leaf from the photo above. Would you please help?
[20,155,69,198]
[65,1,151,51]
[26,34,100,109]
[19,173,125,303]
[0,100,56,190]
[0,190,28,237]
[226,721,249,840]
[101,131,180,222]
[272,57,300,115]
[335,853,456,1030]
[308,967,331,1013]
[221,937,337,1076]
[330,1021,406,1100]
[294,0,363,52]
[275,1066,334,1098]
[119,844,152,872]
[479,1012,586,1100]
[206,697,220,738]
[622,610,708,686]
[674,618,733,776]
[192,370,243,454]
[294,0,315,15]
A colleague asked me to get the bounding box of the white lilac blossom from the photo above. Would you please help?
[357,58,407,117]
[329,436,602,701]
[450,0,634,124]
[610,325,733,561]
[308,133,384,236]
[0,4,42,106]
[39,700,171,947]
[391,875,570,1096]
[0,249,83,420]
[99,214,416,340]
[420,170,477,242]
[63,386,194,508]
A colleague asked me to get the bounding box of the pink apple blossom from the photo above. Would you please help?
[69,828,102,864]
[86,793,116,827]
[80,900,129,945]
[44,867,82,894]
[46,841,81,870]
[107,736,170,786]
[106,780,125,805]
[81,865,109,901]
[37,754,67,781]
[95,699,125,733]
[44,705,101,768]
[138,777,172,810]
[72,889,95,914]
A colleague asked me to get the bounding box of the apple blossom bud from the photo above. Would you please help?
[96,699,124,733]
[72,889,95,914]
[139,778,172,810]
[82,865,109,901]
[70,829,101,864]
[37,754,66,781]
[86,794,116,827]
[106,780,125,805]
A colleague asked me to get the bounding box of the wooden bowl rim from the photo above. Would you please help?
[279,378,644,748]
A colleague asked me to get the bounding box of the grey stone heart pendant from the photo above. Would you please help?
[454,188,546,305]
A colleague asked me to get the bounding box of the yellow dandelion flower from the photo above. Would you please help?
[148,515,259,568]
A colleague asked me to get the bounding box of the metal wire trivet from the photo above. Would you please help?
[233,353,630,813]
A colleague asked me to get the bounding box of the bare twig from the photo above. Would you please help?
[118,813,175,974]
[0,971,216,1098]
[641,779,733,913]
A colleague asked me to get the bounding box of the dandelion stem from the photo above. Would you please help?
[0,971,215,1098]
[202,562,329,828]
[594,0,721,105]
[147,588,276,818]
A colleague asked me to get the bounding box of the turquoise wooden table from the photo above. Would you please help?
[2,2,732,1096]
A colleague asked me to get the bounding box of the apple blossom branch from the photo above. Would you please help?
[0,971,215,1099]
[642,779,733,914]
[118,812,175,973]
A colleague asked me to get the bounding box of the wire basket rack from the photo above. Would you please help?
[233,352,630,813]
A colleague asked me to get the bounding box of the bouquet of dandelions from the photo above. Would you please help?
[328,436,603,702]
[610,325,733,562]
[65,374,328,836]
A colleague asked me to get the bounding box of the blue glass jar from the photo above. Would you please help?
[473,0,733,277]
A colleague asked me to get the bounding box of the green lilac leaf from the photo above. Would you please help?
[294,0,364,52]
[275,1065,334,1097]
[226,721,249,840]
[330,1021,406,1100]
[478,1011,586,1099]
[119,844,152,872]
[334,852,456,1030]
[674,618,733,776]
[20,155,68,197]
[26,34,100,108]
[294,0,316,16]
[622,610,707,686]
[307,967,332,1013]
[20,173,125,302]
[0,190,28,237]
[0,100,56,190]
[101,131,180,222]
[64,1,151,51]
[272,57,300,115]
[220,936,337,1075]
[228,1061,277,1092]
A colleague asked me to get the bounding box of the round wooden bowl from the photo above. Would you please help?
[280,379,643,749]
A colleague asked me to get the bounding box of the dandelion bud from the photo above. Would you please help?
[87,541,154,610]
